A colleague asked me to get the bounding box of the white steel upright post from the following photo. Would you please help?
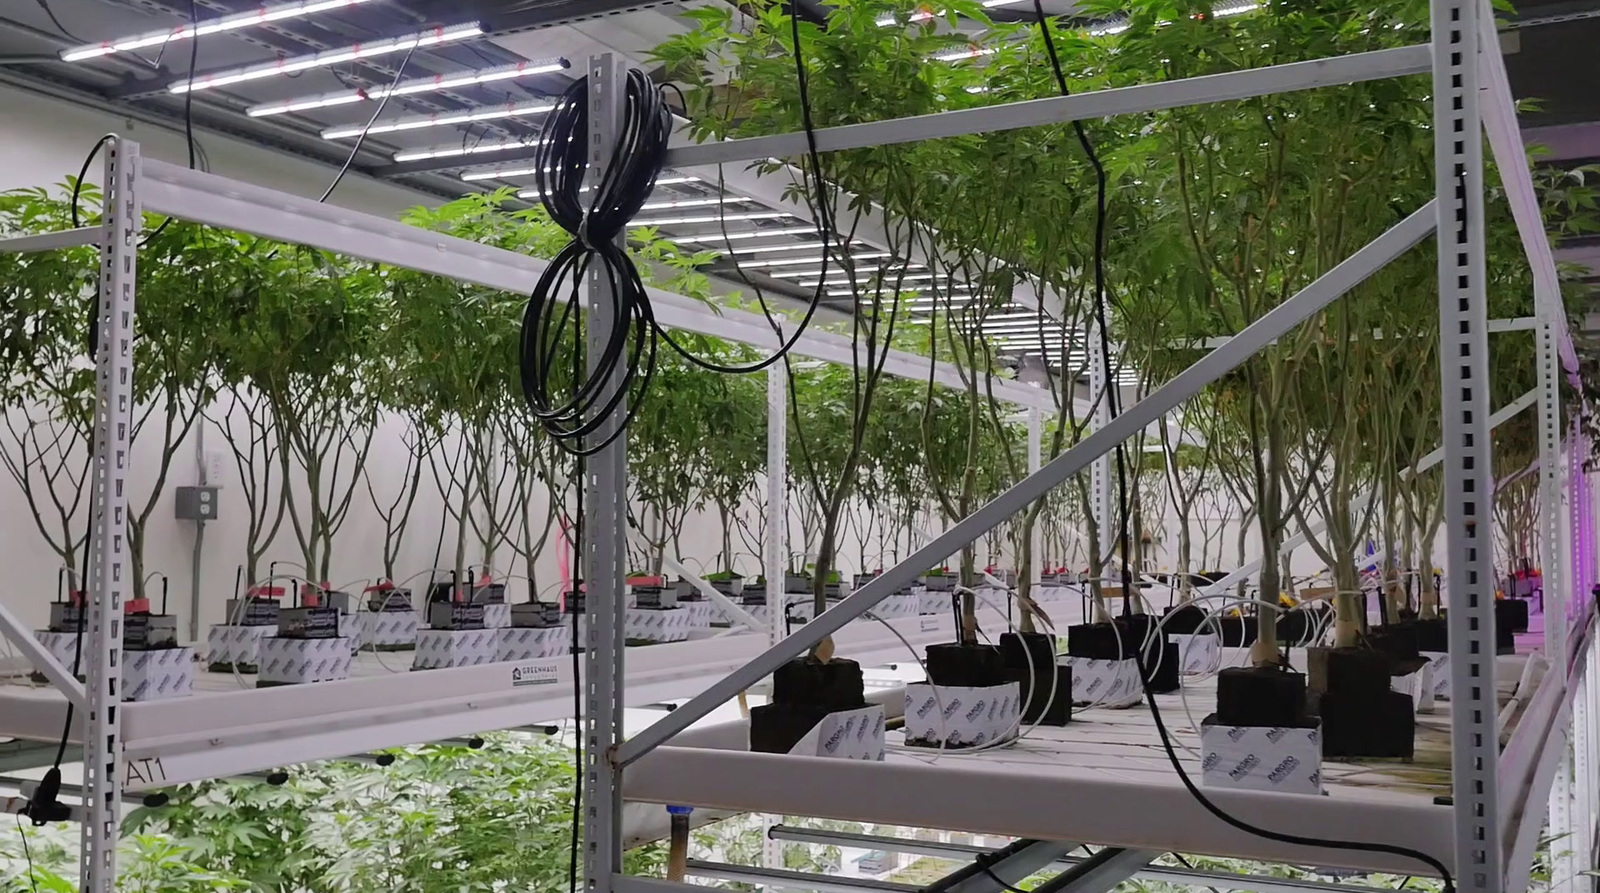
[766,364,788,647]
[1538,316,1565,667]
[761,363,788,882]
[1088,324,1114,593]
[1028,406,1043,593]
[1431,0,1500,887]
[82,137,139,893]
[583,54,627,893]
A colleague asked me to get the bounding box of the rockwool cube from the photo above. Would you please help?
[414,628,501,669]
[497,625,571,662]
[1199,717,1323,796]
[1422,651,1450,700]
[624,607,692,642]
[31,631,80,681]
[903,682,1021,750]
[123,647,195,701]
[482,603,512,629]
[1172,633,1222,674]
[789,704,886,760]
[1063,657,1143,708]
[362,610,420,650]
[207,623,273,671]
[257,636,354,685]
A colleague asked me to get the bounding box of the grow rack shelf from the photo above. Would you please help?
[621,626,1571,882]
[0,606,1018,792]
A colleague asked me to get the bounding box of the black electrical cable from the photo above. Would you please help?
[15,814,39,893]
[318,42,418,203]
[1027,9,1453,891]
[35,0,84,44]
[519,9,838,452]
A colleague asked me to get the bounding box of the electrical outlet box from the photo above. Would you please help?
[174,485,219,520]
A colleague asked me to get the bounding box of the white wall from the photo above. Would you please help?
[0,82,452,636]
[0,82,430,216]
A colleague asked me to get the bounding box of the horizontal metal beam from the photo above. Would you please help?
[687,860,920,893]
[769,824,994,860]
[768,827,1396,893]
[663,45,1431,169]
[0,226,100,253]
[617,201,1438,766]
[623,745,1455,875]
[132,158,1056,410]
[1182,316,1537,347]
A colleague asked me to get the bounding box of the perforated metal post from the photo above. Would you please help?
[761,363,788,879]
[583,53,627,893]
[1430,0,1500,886]
[1550,745,1577,893]
[1028,406,1043,591]
[1538,317,1565,667]
[766,364,788,647]
[82,137,138,893]
[1088,323,1114,587]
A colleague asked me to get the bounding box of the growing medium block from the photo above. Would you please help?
[1200,717,1322,796]
[31,631,81,680]
[1421,651,1450,700]
[361,610,420,649]
[413,628,501,670]
[257,635,354,685]
[497,625,571,662]
[482,603,512,629]
[206,623,273,671]
[624,607,692,642]
[1062,657,1142,708]
[903,682,1021,749]
[123,647,195,701]
[1172,632,1222,674]
[750,703,885,759]
[1391,660,1435,713]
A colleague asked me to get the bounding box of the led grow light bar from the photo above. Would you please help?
[61,0,378,62]
[499,172,696,186]
[170,22,484,94]
[392,138,533,163]
[673,226,817,243]
[633,212,793,226]
[722,241,832,255]
[247,58,569,118]
[323,96,552,139]
[639,197,745,210]
[931,46,997,62]
[874,0,1023,27]
[751,253,890,269]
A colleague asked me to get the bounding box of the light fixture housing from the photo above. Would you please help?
[247,57,568,118]
[323,97,554,140]
[632,212,793,226]
[170,22,484,95]
[61,0,380,62]
[392,138,533,163]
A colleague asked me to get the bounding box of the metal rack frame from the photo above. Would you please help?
[0,0,1589,885]
[595,0,1590,889]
